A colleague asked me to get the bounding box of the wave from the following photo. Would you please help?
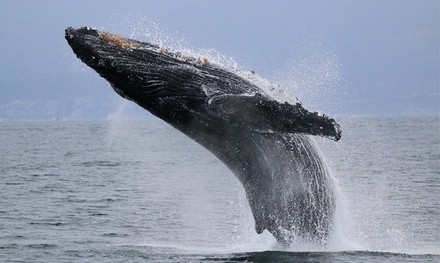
[87,243,440,263]
[203,250,440,263]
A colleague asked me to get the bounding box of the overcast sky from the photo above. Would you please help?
[0,0,438,120]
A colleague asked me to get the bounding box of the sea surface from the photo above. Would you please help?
[0,117,439,262]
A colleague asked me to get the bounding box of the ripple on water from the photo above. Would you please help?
[79,161,123,167]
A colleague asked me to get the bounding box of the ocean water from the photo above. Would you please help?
[0,117,438,262]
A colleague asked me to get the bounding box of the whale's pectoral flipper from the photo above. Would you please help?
[209,94,341,141]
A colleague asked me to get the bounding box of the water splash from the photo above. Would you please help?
[103,14,185,49]
[86,15,352,252]
[97,14,307,107]
[276,47,345,114]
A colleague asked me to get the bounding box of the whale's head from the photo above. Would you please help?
[65,27,208,108]
[66,27,341,141]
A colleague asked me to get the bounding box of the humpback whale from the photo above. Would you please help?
[65,27,341,244]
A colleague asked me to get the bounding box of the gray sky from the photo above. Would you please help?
[0,0,438,120]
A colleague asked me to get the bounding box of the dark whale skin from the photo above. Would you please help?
[65,27,341,244]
